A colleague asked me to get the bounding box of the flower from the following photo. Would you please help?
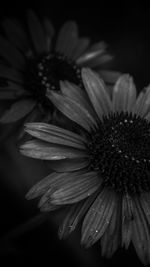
[19,68,150,264]
[0,10,119,133]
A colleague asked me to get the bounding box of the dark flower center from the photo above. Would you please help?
[87,111,150,195]
[25,52,82,104]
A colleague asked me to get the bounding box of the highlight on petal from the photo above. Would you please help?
[20,140,87,160]
[50,171,100,205]
[112,74,137,113]
[72,38,90,60]
[77,41,107,65]
[81,189,116,248]
[25,122,86,149]
[82,68,112,118]
[47,90,96,132]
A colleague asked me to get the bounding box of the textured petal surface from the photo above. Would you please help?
[25,122,86,149]
[131,197,150,265]
[59,191,98,239]
[46,158,89,172]
[82,68,112,118]
[81,189,116,247]
[47,91,96,131]
[50,171,100,205]
[20,140,87,160]
[112,74,137,113]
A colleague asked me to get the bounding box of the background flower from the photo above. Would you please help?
[0,9,119,139]
[21,68,150,265]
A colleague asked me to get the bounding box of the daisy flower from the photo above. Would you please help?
[0,10,119,130]
[19,68,150,264]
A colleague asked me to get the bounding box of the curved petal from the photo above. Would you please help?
[43,18,55,52]
[47,158,89,172]
[0,99,36,123]
[82,68,112,118]
[0,64,23,83]
[0,35,25,70]
[101,195,121,258]
[81,189,116,247]
[25,122,86,150]
[2,18,29,53]
[20,140,87,160]
[112,74,137,113]
[60,81,97,124]
[134,85,150,117]
[27,10,47,54]
[72,38,90,60]
[50,171,100,205]
[56,21,78,56]
[122,194,134,249]
[47,91,96,132]
[59,191,98,239]
[131,197,150,265]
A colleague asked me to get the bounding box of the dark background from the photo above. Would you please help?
[0,3,150,267]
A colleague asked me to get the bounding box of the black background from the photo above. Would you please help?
[0,3,150,267]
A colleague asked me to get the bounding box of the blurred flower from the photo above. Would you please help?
[20,68,150,264]
[0,10,119,136]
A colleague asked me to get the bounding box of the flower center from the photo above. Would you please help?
[87,112,150,195]
[25,52,82,104]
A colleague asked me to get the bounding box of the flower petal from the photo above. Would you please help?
[26,172,67,200]
[0,64,23,83]
[131,197,150,265]
[50,171,100,205]
[0,99,36,123]
[47,158,89,172]
[72,38,90,60]
[0,35,25,69]
[20,140,87,160]
[43,18,55,52]
[60,81,97,125]
[25,122,85,149]
[59,191,98,239]
[122,194,134,249]
[81,189,116,247]
[134,85,150,117]
[101,195,121,258]
[82,68,112,118]
[77,41,106,65]
[27,10,47,54]
[2,18,29,53]
[112,74,137,113]
[98,70,121,85]
[56,21,78,56]
[47,91,96,131]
